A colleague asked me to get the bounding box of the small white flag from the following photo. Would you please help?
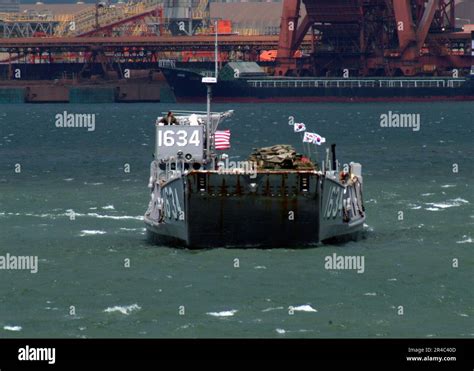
[312,134,326,145]
[294,123,306,132]
[303,132,326,145]
[303,132,316,143]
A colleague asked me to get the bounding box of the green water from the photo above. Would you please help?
[0,102,472,338]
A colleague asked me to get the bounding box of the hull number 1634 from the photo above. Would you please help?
[158,129,200,147]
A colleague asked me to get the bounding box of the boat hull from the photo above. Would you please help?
[144,171,365,248]
[161,67,474,103]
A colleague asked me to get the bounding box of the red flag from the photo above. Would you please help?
[215,129,231,150]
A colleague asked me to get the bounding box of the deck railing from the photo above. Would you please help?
[247,79,466,89]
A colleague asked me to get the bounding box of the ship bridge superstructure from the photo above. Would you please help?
[152,110,233,185]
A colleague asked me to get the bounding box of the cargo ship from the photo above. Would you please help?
[161,62,474,103]
[144,78,366,248]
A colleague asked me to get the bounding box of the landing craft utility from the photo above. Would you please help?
[143,78,366,247]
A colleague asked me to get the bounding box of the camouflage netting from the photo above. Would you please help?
[248,144,316,170]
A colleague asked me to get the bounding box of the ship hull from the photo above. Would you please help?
[162,68,474,103]
[144,170,365,248]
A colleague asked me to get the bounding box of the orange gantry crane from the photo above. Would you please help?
[275,0,472,77]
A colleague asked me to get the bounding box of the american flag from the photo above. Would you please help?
[214,129,231,150]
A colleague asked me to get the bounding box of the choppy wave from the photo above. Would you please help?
[456,236,473,244]
[425,198,469,211]
[363,223,374,232]
[0,210,143,221]
[44,306,59,311]
[1,212,55,218]
[3,325,22,331]
[207,310,238,317]
[102,205,115,210]
[262,306,284,312]
[290,305,317,312]
[452,198,469,203]
[85,213,143,221]
[104,304,141,315]
[79,230,106,237]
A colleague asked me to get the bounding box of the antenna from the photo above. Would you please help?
[202,76,217,167]
[214,19,218,78]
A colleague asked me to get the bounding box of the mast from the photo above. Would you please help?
[206,82,212,164]
[200,19,219,169]
[214,19,218,78]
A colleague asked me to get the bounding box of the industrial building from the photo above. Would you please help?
[0,0,472,103]
[0,0,19,13]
